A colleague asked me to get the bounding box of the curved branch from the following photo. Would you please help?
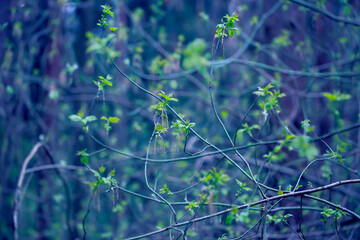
[14,142,43,240]
[124,179,360,240]
[290,0,360,26]
[211,59,360,78]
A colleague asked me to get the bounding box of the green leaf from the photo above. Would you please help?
[301,119,314,133]
[272,30,291,47]
[285,135,295,141]
[85,115,97,123]
[292,135,319,160]
[90,168,100,178]
[185,200,199,215]
[81,155,89,164]
[236,211,250,223]
[69,115,83,122]
[109,117,120,123]
[274,218,282,224]
[182,38,209,70]
[334,209,346,221]
[225,214,234,225]
[218,234,228,240]
[112,204,124,213]
[321,165,332,180]
[155,123,167,134]
[159,184,173,196]
[99,166,106,174]
[250,15,258,25]
[322,91,351,102]
[230,206,238,215]
[158,91,178,102]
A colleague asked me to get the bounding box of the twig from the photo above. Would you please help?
[82,182,99,240]
[13,142,43,240]
[124,179,360,239]
[25,164,85,174]
[211,59,360,78]
[290,0,360,26]
[299,195,307,240]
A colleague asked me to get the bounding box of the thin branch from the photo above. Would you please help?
[211,59,360,78]
[25,164,85,174]
[313,123,360,141]
[144,122,178,223]
[299,195,307,240]
[210,36,266,199]
[14,142,43,240]
[42,144,76,239]
[124,179,360,239]
[290,0,360,26]
[82,182,99,240]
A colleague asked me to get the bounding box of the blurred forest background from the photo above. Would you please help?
[1,0,360,239]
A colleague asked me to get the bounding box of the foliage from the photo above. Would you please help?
[159,184,173,196]
[97,4,115,28]
[254,83,286,115]
[93,75,113,92]
[2,1,360,240]
[68,112,97,133]
[100,116,120,132]
[267,213,293,224]
[214,12,239,39]
[151,91,178,127]
[321,207,347,222]
[182,38,209,70]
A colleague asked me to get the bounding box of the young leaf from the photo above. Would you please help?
[69,115,83,122]
[109,117,120,123]
[99,165,106,175]
[85,115,97,122]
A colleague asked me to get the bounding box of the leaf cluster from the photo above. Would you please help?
[97,4,114,28]
[101,116,120,132]
[215,13,239,39]
[93,75,113,92]
[68,112,97,132]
